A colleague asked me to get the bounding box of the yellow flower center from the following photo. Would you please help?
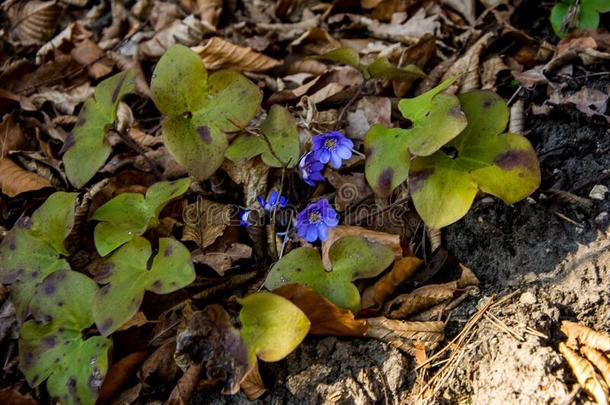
[324,138,337,149]
[308,211,321,223]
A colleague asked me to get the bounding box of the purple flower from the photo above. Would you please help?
[299,152,325,186]
[239,210,251,227]
[312,131,353,169]
[296,199,339,242]
[257,191,288,212]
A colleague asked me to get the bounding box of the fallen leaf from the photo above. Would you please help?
[561,321,610,352]
[222,158,269,208]
[165,364,203,405]
[346,96,391,140]
[273,284,368,337]
[365,317,444,355]
[442,32,494,92]
[97,351,150,404]
[321,225,402,270]
[0,114,26,157]
[193,37,282,72]
[559,342,609,405]
[36,21,91,64]
[0,387,38,405]
[193,243,253,276]
[140,339,180,383]
[29,82,94,115]
[362,256,423,309]
[70,39,114,79]
[8,0,61,45]
[548,87,609,123]
[240,363,267,400]
[326,172,373,211]
[182,198,232,250]
[385,282,458,319]
[139,16,207,60]
[442,0,475,24]
[581,346,610,387]
[0,158,52,197]
[176,305,249,395]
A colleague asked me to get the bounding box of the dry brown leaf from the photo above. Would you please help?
[222,158,269,208]
[0,114,26,158]
[365,317,444,355]
[116,311,149,331]
[346,96,391,140]
[582,346,610,388]
[8,0,61,45]
[97,351,150,405]
[321,225,402,270]
[442,0,475,24]
[362,256,424,309]
[194,243,252,276]
[288,27,342,55]
[457,263,479,288]
[139,15,207,60]
[257,16,320,42]
[562,321,610,352]
[0,158,52,197]
[326,171,373,211]
[273,284,368,337]
[442,31,494,93]
[70,39,114,79]
[393,33,437,97]
[165,364,203,405]
[240,363,267,400]
[193,37,282,72]
[182,198,232,250]
[409,285,479,321]
[481,56,509,90]
[385,282,457,319]
[140,339,180,383]
[308,82,347,105]
[548,87,609,123]
[29,82,94,115]
[559,342,609,405]
[128,128,163,149]
[0,387,38,405]
[36,22,91,64]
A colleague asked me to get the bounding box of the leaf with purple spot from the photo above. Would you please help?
[92,178,191,256]
[0,192,78,319]
[226,104,300,168]
[409,90,541,228]
[63,69,136,188]
[92,236,195,336]
[151,45,262,180]
[264,236,394,313]
[365,77,467,197]
[19,270,111,405]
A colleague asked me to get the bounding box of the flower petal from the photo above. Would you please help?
[329,153,342,169]
[316,223,329,241]
[318,150,331,164]
[305,225,319,242]
[336,145,352,159]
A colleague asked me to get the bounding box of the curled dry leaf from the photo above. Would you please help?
[193,37,282,72]
[97,351,150,405]
[273,284,368,337]
[361,256,423,309]
[385,282,458,319]
[140,339,180,383]
[442,32,494,93]
[409,285,479,322]
[548,87,610,123]
[139,15,207,60]
[346,96,392,140]
[240,363,267,401]
[70,39,114,80]
[582,346,610,387]
[36,21,91,64]
[165,364,203,405]
[0,114,26,157]
[562,321,610,352]
[175,305,249,395]
[182,198,232,250]
[8,0,61,45]
[559,342,609,405]
[365,317,444,355]
[321,225,401,270]
[222,158,269,208]
[193,243,253,276]
[0,158,52,197]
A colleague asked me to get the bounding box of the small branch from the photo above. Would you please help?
[334,80,367,131]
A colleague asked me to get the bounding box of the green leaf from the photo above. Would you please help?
[0,192,77,319]
[63,70,136,188]
[151,45,262,180]
[550,0,607,38]
[92,178,190,256]
[367,57,425,81]
[92,236,195,336]
[19,270,111,405]
[226,105,300,168]
[409,90,541,228]
[239,292,310,364]
[151,44,207,116]
[264,236,394,312]
[365,78,467,197]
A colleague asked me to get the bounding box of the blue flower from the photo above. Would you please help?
[296,199,339,242]
[312,131,353,169]
[257,191,288,212]
[239,210,252,227]
[299,152,325,186]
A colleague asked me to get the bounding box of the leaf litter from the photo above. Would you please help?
[0,0,608,404]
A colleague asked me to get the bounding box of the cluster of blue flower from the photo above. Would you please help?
[240,131,354,243]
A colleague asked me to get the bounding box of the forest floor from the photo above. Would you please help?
[0,0,609,404]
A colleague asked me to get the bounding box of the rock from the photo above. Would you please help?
[519,291,537,305]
